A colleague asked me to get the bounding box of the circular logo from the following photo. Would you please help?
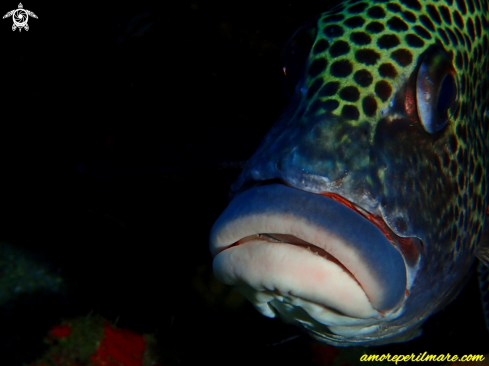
[12,9,27,27]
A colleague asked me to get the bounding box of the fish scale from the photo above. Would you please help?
[210,0,489,346]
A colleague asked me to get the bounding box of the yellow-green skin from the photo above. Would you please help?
[229,0,489,344]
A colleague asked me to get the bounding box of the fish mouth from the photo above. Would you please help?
[210,184,413,338]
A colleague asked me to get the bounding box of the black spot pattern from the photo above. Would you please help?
[400,0,422,10]
[402,10,417,22]
[375,80,392,101]
[330,60,353,77]
[426,5,442,25]
[449,134,459,153]
[464,50,470,70]
[356,49,381,65]
[378,63,398,78]
[387,16,409,31]
[455,28,465,44]
[474,165,482,185]
[300,0,488,251]
[438,28,450,45]
[413,25,432,39]
[391,49,413,66]
[420,14,436,31]
[342,105,360,120]
[456,0,467,15]
[354,69,373,86]
[476,16,482,38]
[464,33,473,51]
[387,3,401,12]
[323,99,340,111]
[324,25,344,38]
[378,34,401,48]
[439,6,452,24]
[339,86,360,102]
[351,32,372,45]
[329,41,350,57]
[362,96,377,116]
[455,52,464,74]
[344,16,365,28]
[483,14,489,30]
[366,21,385,33]
[446,28,459,45]
[319,81,340,97]
[313,39,330,54]
[454,10,464,28]
[368,6,387,19]
[309,58,328,78]
[406,33,425,47]
[467,18,476,40]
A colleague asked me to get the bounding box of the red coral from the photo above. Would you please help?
[50,324,71,339]
[91,323,146,366]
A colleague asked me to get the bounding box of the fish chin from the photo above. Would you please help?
[210,184,415,343]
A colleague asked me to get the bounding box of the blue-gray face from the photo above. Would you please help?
[210,0,489,346]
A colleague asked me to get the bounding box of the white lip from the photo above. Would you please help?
[210,184,407,317]
[213,238,379,319]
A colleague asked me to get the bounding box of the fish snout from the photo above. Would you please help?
[210,184,409,339]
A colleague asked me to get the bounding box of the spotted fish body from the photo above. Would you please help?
[210,0,489,346]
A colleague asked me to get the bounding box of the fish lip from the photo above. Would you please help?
[317,190,423,269]
[224,180,422,267]
[210,183,410,316]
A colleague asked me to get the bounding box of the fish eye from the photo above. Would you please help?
[416,48,457,134]
[436,74,457,116]
[280,22,317,97]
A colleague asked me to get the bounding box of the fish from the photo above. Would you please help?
[209,0,489,346]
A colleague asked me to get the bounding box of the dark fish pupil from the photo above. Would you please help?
[436,73,456,118]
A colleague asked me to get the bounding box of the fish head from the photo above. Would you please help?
[210,1,489,346]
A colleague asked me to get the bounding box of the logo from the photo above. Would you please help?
[3,3,37,31]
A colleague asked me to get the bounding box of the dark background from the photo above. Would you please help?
[0,0,487,365]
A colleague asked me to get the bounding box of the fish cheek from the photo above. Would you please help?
[369,116,456,251]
